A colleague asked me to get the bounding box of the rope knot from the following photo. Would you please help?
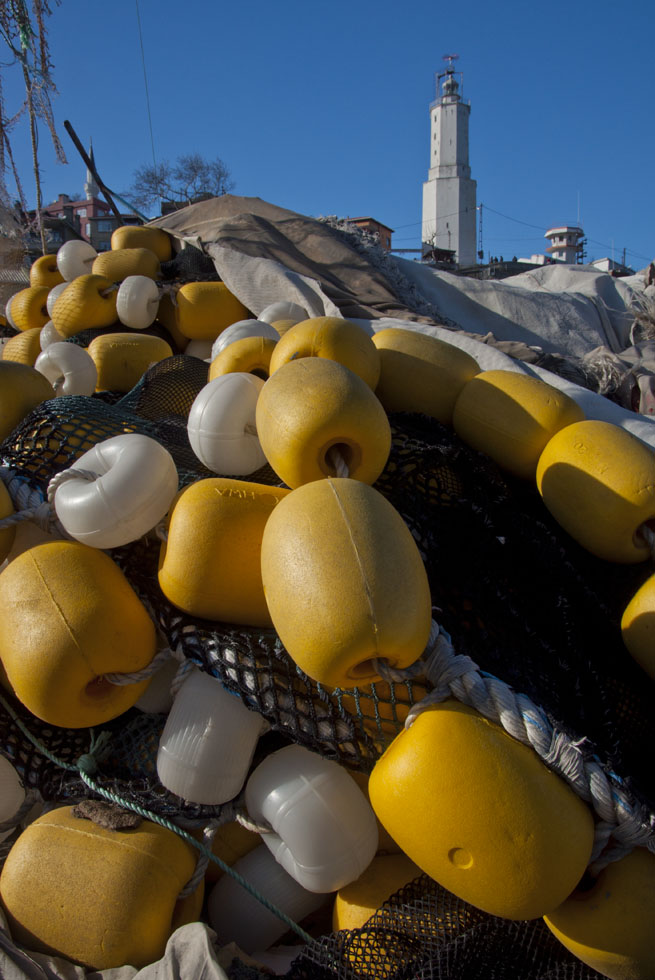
[76,753,98,776]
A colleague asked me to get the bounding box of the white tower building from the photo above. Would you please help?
[422,56,477,267]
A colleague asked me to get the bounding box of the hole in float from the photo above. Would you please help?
[324,442,353,477]
[448,847,473,869]
[251,368,269,381]
[85,676,114,699]
[634,518,655,551]
[347,658,384,680]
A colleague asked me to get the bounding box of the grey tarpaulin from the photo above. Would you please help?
[0,909,235,980]
[149,194,649,360]
[151,195,655,447]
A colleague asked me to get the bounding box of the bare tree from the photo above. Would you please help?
[0,0,67,252]
[128,153,234,215]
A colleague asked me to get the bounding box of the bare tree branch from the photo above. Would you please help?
[127,152,234,215]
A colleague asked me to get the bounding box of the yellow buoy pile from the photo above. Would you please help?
[1,244,654,980]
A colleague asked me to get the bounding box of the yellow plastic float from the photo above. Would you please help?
[620,575,655,678]
[0,805,203,970]
[260,477,432,688]
[0,480,16,563]
[536,420,655,562]
[1,327,43,365]
[332,853,422,931]
[373,327,480,424]
[158,477,290,625]
[29,253,64,289]
[157,281,249,341]
[111,224,173,263]
[208,335,278,381]
[368,701,595,920]
[87,332,173,391]
[51,274,118,338]
[269,316,381,389]
[543,847,655,980]
[0,360,55,440]
[0,540,157,727]
[92,247,160,282]
[7,285,50,332]
[255,357,391,488]
[453,369,585,480]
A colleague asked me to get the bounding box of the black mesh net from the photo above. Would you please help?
[1,353,651,979]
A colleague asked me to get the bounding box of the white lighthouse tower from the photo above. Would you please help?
[422,55,477,267]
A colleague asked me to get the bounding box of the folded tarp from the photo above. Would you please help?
[150,195,650,360]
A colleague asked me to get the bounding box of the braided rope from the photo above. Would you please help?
[46,466,100,504]
[103,646,175,686]
[325,445,350,479]
[0,466,99,534]
[236,809,274,835]
[378,621,655,871]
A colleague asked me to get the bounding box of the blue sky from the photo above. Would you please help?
[2,0,653,269]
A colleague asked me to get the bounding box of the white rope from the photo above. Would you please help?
[169,658,195,698]
[236,809,274,835]
[325,445,350,478]
[380,620,655,871]
[0,466,98,534]
[177,819,222,899]
[103,647,175,686]
[46,467,99,505]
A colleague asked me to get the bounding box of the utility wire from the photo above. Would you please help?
[394,204,652,264]
[135,0,159,210]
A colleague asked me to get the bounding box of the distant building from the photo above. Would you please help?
[421,55,477,268]
[589,256,635,276]
[345,216,393,250]
[544,225,585,264]
[38,147,141,252]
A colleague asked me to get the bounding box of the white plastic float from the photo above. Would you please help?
[51,432,179,549]
[211,319,280,360]
[46,282,68,319]
[39,320,65,350]
[207,845,328,955]
[34,342,98,396]
[116,275,160,330]
[187,373,267,475]
[245,743,378,893]
[156,665,264,804]
[56,240,97,281]
[258,301,308,325]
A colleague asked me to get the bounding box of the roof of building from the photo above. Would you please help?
[544,225,584,238]
[346,216,395,233]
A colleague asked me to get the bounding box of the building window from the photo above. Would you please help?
[85,223,90,236]
[76,208,87,217]
[97,220,113,232]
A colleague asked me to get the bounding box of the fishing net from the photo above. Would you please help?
[1,351,653,979]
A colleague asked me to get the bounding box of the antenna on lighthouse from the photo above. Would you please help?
[438,53,463,100]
